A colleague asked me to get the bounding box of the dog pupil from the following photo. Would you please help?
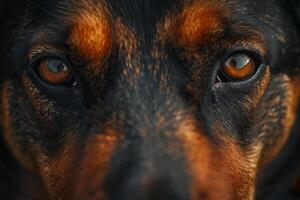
[47,60,67,74]
[229,54,250,70]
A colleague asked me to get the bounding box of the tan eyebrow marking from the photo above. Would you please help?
[69,11,112,63]
[174,3,226,47]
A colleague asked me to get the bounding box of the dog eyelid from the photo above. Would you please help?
[216,50,263,82]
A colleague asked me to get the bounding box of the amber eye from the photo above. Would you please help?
[219,53,258,81]
[37,58,73,85]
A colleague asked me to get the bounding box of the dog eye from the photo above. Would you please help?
[217,53,260,82]
[36,58,73,85]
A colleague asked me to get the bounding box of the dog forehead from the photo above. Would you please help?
[69,9,112,63]
[68,0,229,58]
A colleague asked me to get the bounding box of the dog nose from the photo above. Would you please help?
[140,178,188,200]
[111,176,190,200]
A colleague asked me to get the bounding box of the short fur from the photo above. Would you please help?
[0,0,299,199]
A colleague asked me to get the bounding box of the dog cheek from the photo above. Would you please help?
[33,137,81,199]
[178,119,257,200]
[70,129,118,200]
[21,74,83,147]
[0,80,38,172]
[21,75,61,131]
[253,74,300,167]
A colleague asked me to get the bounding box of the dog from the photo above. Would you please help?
[0,0,299,199]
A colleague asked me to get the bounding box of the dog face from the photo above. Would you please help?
[0,0,300,199]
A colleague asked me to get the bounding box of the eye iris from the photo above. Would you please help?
[38,59,72,84]
[222,54,256,80]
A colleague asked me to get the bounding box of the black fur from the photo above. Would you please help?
[0,0,300,199]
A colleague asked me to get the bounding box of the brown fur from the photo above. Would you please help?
[0,0,299,199]
[175,3,226,47]
[69,11,112,66]
[178,119,256,200]
[72,130,118,200]
[1,81,37,172]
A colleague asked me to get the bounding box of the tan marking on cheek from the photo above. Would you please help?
[175,3,226,47]
[285,76,300,128]
[262,75,300,166]
[21,75,58,129]
[72,129,118,200]
[238,67,271,115]
[178,119,256,200]
[250,67,271,101]
[69,12,112,64]
[0,81,37,172]
[34,137,80,199]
